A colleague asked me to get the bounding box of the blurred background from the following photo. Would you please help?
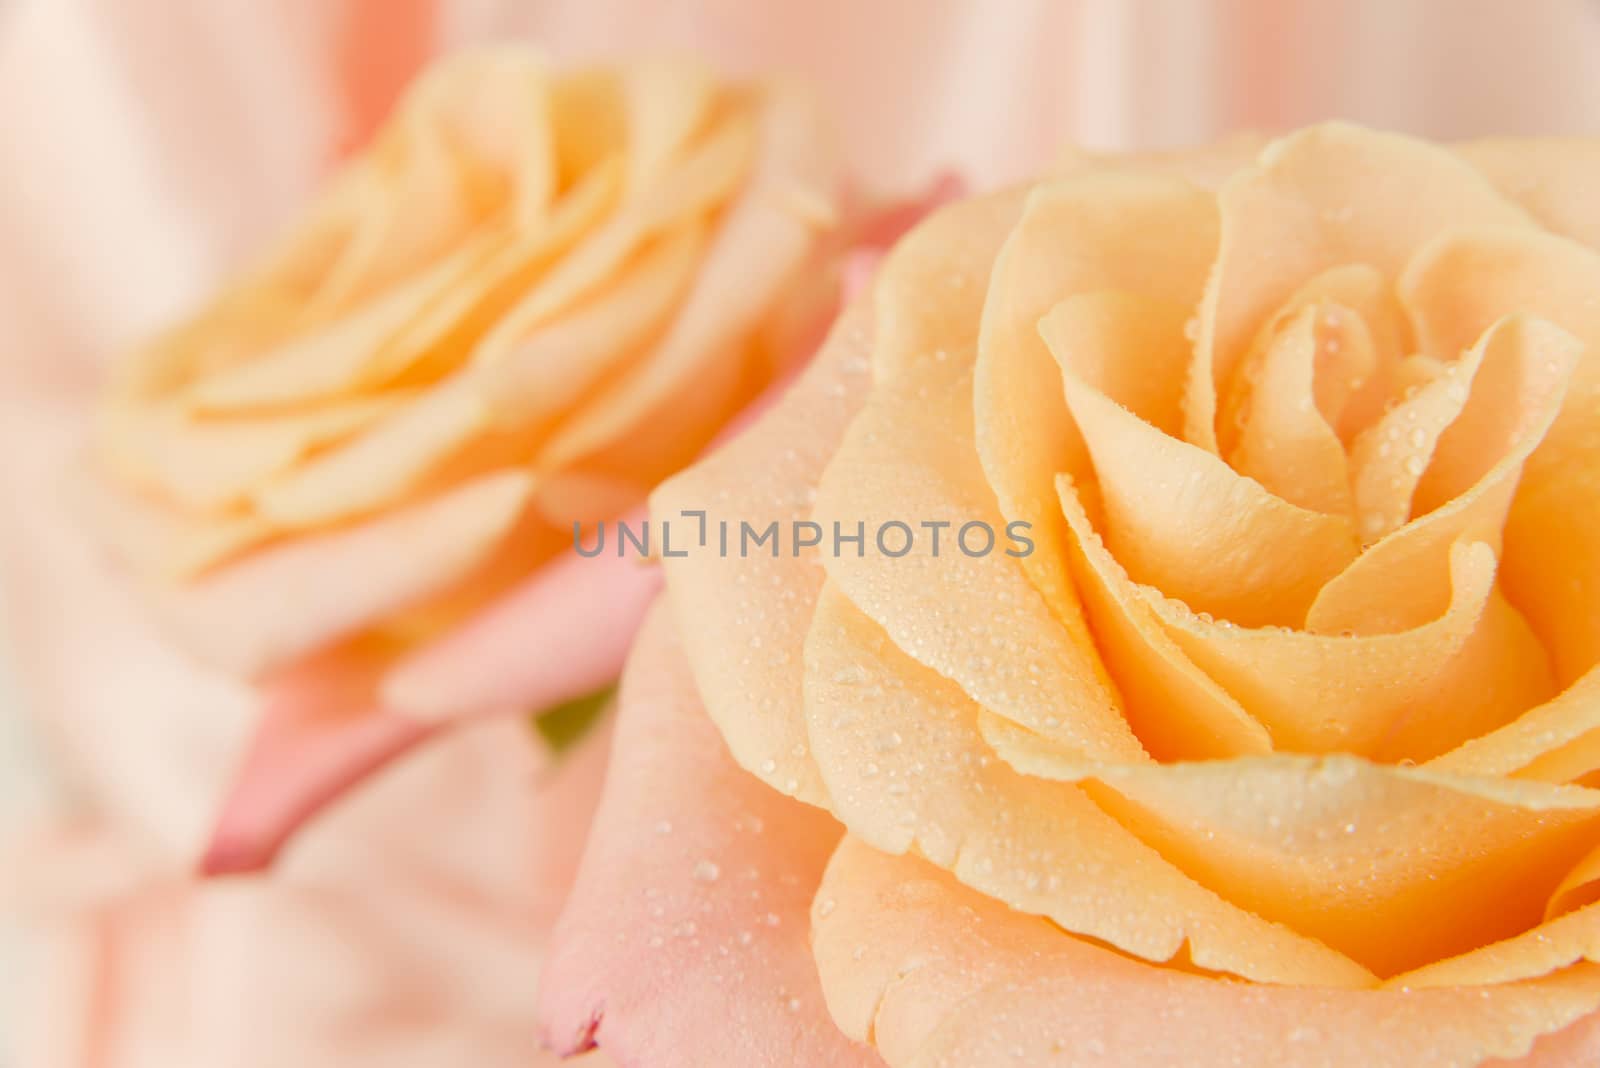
[2,0,1598,1064]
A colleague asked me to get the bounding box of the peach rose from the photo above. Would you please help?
[540,126,1600,1065]
[74,47,846,870]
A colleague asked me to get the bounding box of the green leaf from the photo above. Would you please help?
[531,684,615,755]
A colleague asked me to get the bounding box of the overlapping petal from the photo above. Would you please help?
[651,124,1600,1065]
[812,840,1600,1068]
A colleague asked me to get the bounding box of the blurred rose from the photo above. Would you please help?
[62,46,851,870]
[0,7,945,1063]
[538,127,1600,1065]
[84,46,835,685]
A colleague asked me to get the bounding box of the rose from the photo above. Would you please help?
[538,126,1600,1065]
[72,48,845,870]
[89,49,836,654]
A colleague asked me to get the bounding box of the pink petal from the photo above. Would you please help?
[382,529,661,722]
[200,651,434,876]
[842,171,966,251]
[537,603,881,1067]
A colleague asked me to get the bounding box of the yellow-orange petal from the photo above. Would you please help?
[1060,359,1359,628]
[981,730,1600,978]
[1223,304,1354,516]
[535,82,836,474]
[1457,138,1600,251]
[1191,123,1532,452]
[803,583,1373,988]
[618,60,718,195]
[974,173,1215,627]
[1149,540,1551,757]
[1401,226,1600,684]
[97,393,408,512]
[1314,314,1579,636]
[1234,263,1409,442]
[1392,901,1600,990]
[812,838,1600,1068]
[1053,474,1272,761]
[475,221,705,427]
[1429,666,1600,783]
[813,369,1139,762]
[1550,844,1600,922]
[252,376,489,527]
[649,299,874,806]
[188,153,618,414]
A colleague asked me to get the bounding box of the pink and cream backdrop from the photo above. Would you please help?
[3,0,1600,1064]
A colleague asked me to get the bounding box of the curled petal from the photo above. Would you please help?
[1060,360,1359,628]
[984,727,1600,978]
[1401,225,1600,685]
[200,650,432,876]
[975,173,1215,624]
[1313,314,1578,634]
[803,582,1372,988]
[1191,123,1532,451]
[813,839,1600,1068]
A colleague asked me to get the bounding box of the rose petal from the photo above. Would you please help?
[648,295,871,805]
[974,173,1215,626]
[475,221,707,427]
[803,582,1372,988]
[381,533,661,722]
[1400,225,1600,685]
[535,81,835,475]
[1457,138,1600,251]
[982,730,1600,977]
[1190,123,1533,453]
[1107,518,1552,759]
[99,391,409,512]
[813,838,1600,1068]
[1429,665,1600,782]
[201,650,433,876]
[812,193,1138,762]
[1512,1011,1600,1067]
[23,712,615,1066]
[814,370,1140,762]
[1059,357,1359,627]
[1392,900,1600,989]
[1050,459,1272,762]
[74,461,274,579]
[1310,314,1579,635]
[148,468,532,677]
[537,603,881,1067]
[1222,305,1354,516]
